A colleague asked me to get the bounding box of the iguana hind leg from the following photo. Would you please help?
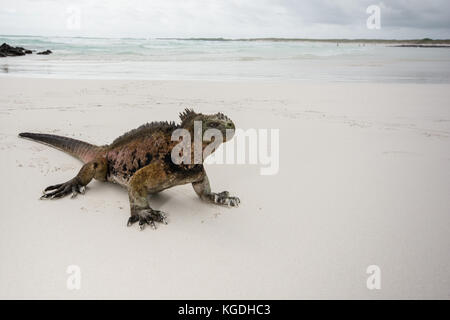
[41,157,107,199]
[126,161,168,230]
[192,170,240,207]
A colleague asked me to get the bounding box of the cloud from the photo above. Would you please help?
[0,0,449,38]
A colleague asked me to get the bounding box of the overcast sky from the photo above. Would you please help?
[1,0,449,39]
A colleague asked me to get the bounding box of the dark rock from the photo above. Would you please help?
[0,43,30,57]
[0,43,53,57]
[8,49,25,56]
[37,50,52,55]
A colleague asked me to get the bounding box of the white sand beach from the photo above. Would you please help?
[0,78,449,299]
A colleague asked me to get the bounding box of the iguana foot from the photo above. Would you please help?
[211,191,240,207]
[40,178,86,200]
[127,209,168,230]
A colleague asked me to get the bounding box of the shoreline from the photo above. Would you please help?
[3,34,450,44]
[3,74,450,83]
[161,37,450,45]
[2,35,450,83]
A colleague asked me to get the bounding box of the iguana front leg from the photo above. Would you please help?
[41,157,108,199]
[192,171,240,207]
[127,161,168,230]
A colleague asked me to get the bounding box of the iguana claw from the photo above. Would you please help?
[127,209,168,230]
[212,191,240,207]
[40,178,85,200]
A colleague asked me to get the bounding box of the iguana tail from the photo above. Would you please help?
[19,132,105,163]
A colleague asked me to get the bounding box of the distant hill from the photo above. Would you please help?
[157,37,450,45]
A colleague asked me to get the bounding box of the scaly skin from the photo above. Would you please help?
[19,109,240,230]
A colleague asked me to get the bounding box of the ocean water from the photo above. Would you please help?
[1,35,450,82]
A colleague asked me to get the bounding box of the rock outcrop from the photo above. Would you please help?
[0,43,52,57]
[37,50,53,55]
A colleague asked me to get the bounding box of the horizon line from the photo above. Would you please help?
[1,34,450,43]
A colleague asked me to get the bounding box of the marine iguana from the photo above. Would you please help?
[19,109,240,230]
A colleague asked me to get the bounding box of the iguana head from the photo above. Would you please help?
[179,108,235,142]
